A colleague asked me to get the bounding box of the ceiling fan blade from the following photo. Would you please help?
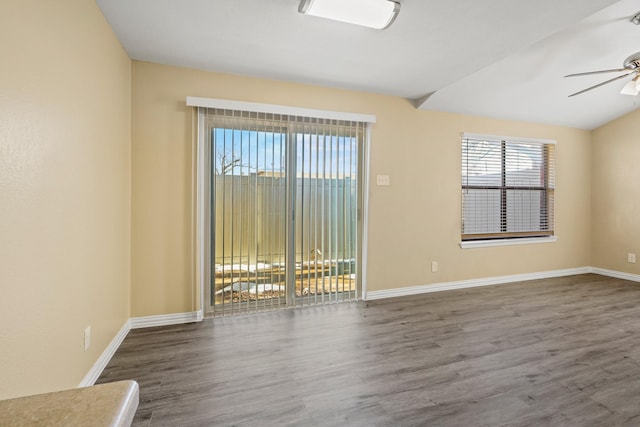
[564,68,629,77]
[568,72,634,97]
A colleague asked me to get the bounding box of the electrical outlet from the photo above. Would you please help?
[84,326,91,351]
[628,253,636,264]
[431,261,438,272]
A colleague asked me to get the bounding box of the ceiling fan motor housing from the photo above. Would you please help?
[623,52,640,69]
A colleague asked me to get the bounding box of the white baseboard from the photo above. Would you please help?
[80,266,637,387]
[78,311,202,387]
[129,310,203,329]
[591,267,640,282]
[364,267,592,300]
[78,319,131,388]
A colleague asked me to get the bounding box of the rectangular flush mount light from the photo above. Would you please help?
[299,0,400,30]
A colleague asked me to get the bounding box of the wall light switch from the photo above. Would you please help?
[376,175,390,186]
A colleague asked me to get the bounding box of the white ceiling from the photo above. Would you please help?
[96,0,640,130]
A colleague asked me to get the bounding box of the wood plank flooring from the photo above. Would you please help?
[97,274,640,426]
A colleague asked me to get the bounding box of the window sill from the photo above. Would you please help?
[460,236,557,249]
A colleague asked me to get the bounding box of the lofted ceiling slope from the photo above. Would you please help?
[96,0,639,130]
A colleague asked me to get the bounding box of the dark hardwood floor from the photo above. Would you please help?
[97,274,640,426]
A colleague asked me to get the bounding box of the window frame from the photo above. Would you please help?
[460,132,556,248]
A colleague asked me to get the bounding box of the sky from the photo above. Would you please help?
[213,128,358,178]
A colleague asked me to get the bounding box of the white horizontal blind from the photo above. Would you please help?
[461,133,555,241]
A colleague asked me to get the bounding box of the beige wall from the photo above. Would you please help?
[0,0,131,399]
[131,61,592,316]
[3,0,636,402]
[592,108,640,272]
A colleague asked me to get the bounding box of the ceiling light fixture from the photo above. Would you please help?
[298,0,400,30]
[632,11,640,25]
[620,74,640,96]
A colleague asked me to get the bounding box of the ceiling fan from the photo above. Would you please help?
[565,51,640,97]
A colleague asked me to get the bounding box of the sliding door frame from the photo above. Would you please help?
[192,98,374,318]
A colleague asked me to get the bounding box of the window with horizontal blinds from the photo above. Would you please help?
[461,133,555,241]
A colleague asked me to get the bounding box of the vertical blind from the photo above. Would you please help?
[208,108,288,315]
[204,107,365,315]
[461,133,555,241]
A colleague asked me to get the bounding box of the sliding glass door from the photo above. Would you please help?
[208,111,287,314]
[294,127,358,306]
[203,109,364,316]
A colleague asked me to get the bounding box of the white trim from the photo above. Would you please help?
[129,311,203,329]
[195,107,207,319]
[78,320,131,387]
[461,132,556,145]
[360,123,372,300]
[460,236,557,249]
[79,311,203,387]
[186,96,376,123]
[81,267,640,386]
[591,267,640,282]
[364,267,591,300]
